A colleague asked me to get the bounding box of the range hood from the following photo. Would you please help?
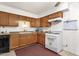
[48,17,63,23]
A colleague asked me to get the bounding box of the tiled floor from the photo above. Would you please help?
[15,44,60,56]
[59,50,77,56]
[0,50,16,56]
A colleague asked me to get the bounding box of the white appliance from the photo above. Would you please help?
[45,32,63,53]
[45,17,63,53]
[49,17,63,32]
[48,17,62,22]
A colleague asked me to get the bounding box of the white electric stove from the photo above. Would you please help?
[45,31,63,53]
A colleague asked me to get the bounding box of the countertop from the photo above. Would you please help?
[0,33,10,35]
[0,31,45,35]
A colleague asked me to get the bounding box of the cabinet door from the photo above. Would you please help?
[20,16,31,21]
[19,34,31,46]
[30,18,36,27]
[0,12,9,26]
[19,33,37,46]
[30,18,40,27]
[40,17,50,27]
[48,11,63,19]
[37,32,45,45]
[28,33,37,44]
[35,18,40,27]
[10,34,19,49]
[19,34,27,46]
[9,14,19,26]
[20,16,26,20]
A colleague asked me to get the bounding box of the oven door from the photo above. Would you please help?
[45,34,60,52]
[45,35,57,47]
[0,39,3,48]
[0,35,10,53]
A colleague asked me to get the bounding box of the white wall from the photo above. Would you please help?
[63,2,79,55]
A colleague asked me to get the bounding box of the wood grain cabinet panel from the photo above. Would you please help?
[30,18,36,27]
[10,33,19,49]
[0,12,9,26]
[19,33,37,46]
[9,14,19,26]
[37,32,45,45]
[40,17,50,27]
[30,18,40,27]
[28,33,37,44]
[19,16,26,20]
[40,11,63,27]
[35,18,41,27]
[19,16,31,21]
[19,34,27,46]
[48,11,63,19]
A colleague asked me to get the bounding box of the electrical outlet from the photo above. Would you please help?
[63,44,68,47]
[65,44,68,47]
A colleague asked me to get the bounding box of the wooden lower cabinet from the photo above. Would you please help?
[37,32,45,45]
[19,33,37,46]
[10,32,37,49]
[19,34,29,46]
[10,32,46,50]
[10,33,20,49]
[28,33,37,44]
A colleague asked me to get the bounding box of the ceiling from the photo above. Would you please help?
[0,2,57,15]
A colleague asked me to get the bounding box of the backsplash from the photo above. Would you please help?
[0,26,36,33]
[41,27,51,32]
[0,21,37,33]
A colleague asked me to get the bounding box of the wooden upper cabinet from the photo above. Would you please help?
[20,16,26,20]
[40,17,50,27]
[30,18,35,27]
[0,12,9,26]
[59,11,63,18]
[0,11,20,26]
[9,14,19,26]
[0,11,63,27]
[35,18,41,27]
[30,18,40,27]
[48,11,63,19]
[19,16,31,21]
[40,11,63,27]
